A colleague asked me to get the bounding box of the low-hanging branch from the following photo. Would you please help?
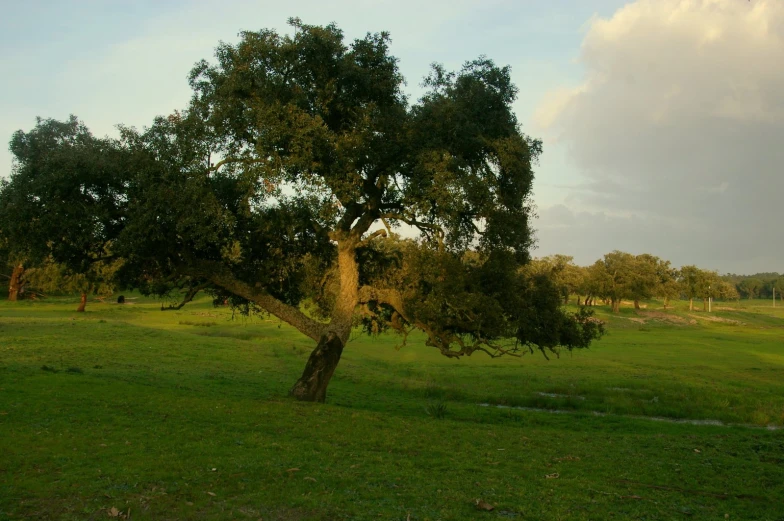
[187,259,327,342]
[160,282,210,311]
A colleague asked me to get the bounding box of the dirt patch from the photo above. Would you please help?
[624,317,647,324]
[715,306,737,311]
[621,300,647,308]
[688,314,744,325]
[636,311,691,325]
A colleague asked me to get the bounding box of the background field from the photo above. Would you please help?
[1,296,783,520]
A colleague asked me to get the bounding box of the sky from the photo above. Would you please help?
[1,0,780,274]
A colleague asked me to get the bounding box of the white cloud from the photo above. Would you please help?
[533,0,784,273]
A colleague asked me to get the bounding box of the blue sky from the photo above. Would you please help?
[2,1,782,273]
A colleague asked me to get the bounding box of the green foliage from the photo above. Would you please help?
[1,20,599,374]
[0,116,128,274]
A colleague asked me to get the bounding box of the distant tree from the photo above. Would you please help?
[627,254,659,310]
[0,20,603,402]
[679,265,702,311]
[23,255,123,310]
[655,262,681,310]
[738,278,763,300]
[696,269,721,311]
[715,280,739,301]
[774,277,784,303]
[593,251,637,313]
[0,116,129,311]
[524,254,583,304]
[580,261,607,307]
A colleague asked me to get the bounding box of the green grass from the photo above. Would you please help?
[1,295,783,520]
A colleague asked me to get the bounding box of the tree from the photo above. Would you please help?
[592,251,637,313]
[715,279,739,301]
[0,116,129,311]
[524,255,583,304]
[774,277,784,303]
[738,278,763,300]
[679,265,701,311]
[1,20,602,402]
[22,255,123,310]
[696,269,720,311]
[653,260,681,310]
[626,254,658,310]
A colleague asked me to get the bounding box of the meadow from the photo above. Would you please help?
[1,295,783,520]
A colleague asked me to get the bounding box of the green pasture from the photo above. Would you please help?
[1,295,783,520]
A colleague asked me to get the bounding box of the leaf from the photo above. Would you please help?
[694,449,701,453]
[286,468,300,472]
[475,499,494,511]
[545,473,560,479]
[108,507,119,517]
[206,491,216,497]
[303,476,317,482]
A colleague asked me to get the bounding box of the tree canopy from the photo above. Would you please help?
[0,19,602,401]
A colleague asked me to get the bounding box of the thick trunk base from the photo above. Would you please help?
[289,332,345,403]
[77,292,87,312]
[8,264,24,301]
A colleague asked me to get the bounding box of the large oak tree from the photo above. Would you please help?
[1,20,602,401]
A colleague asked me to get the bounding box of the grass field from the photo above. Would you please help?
[1,295,783,520]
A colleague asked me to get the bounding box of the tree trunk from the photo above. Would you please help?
[290,238,358,402]
[612,299,620,313]
[77,292,87,312]
[634,299,640,310]
[563,294,569,305]
[8,264,24,301]
[577,296,582,306]
[663,296,669,310]
[702,297,707,311]
[289,332,345,403]
[689,298,694,311]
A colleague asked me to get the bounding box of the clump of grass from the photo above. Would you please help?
[423,380,445,399]
[66,367,84,374]
[40,365,59,373]
[179,320,218,327]
[424,400,448,419]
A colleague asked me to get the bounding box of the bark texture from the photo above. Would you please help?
[8,264,24,301]
[289,332,345,402]
[77,292,87,312]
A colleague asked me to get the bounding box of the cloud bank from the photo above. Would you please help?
[534,0,784,273]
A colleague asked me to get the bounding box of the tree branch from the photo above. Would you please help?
[359,228,387,246]
[207,156,269,173]
[187,260,326,342]
[161,282,209,311]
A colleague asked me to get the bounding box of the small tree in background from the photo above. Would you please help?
[738,278,763,300]
[0,116,129,311]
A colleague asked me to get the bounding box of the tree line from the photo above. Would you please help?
[524,252,783,313]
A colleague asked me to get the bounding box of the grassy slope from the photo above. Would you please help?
[1,296,783,520]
